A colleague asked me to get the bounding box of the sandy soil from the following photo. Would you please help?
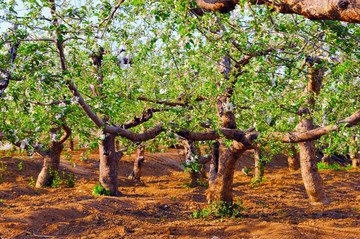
[0,148,359,239]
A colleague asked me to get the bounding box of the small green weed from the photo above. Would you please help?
[49,169,62,188]
[63,172,76,188]
[5,150,12,157]
[181,179,193,189]
[251,175,267,188]
[28,176,35,187]
[242,167,252,176]
[18,161,23,171]
[197,178,208,188]
[317,162,352,171]
[0,162,7,184]
[192,199,247,219]
[92,183,111,196]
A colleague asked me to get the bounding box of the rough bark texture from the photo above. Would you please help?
[99,133,123,195]
[352,157,360,168]
[69,137,74,151]
[195,0,360,23]
[207,54,246,205]
[287,144,300,171]
[207,142,246,205]
[296,109,328,204]
[36,143,64,188]
[350,136,360,168]
[254,148,266,181]
[36,124,71,188]
[128,145,145,181]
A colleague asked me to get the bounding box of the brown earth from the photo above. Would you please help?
[0,147,360,239]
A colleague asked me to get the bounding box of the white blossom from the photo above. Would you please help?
[159,89,167,94]
[287,117,295,124]
[223,102,234,112]
[20,139,28,150]
[51,133,57,141]
[71,96,79,105]
[59,102,66,107]
[267,116,272,124]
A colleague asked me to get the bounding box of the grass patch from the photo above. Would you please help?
[317,162,352,171]
[192,199,247,219]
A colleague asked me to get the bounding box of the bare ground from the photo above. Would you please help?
[0,148,359,239]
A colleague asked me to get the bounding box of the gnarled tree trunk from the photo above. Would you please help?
[254,147,266,181]
[36,143,64,188]
[296,109,328,204]
[194,0,360,23]
[207,141,246,205]
[128,145,145,181]
[350,136,359,169]
[99,132,123,195]
[287,144,300,171]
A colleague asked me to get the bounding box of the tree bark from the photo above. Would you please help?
[254,147,266,181]
[287,144,300,171]
[128,145,145,181]
[99,132,123,195]
[207,142,246,205]
[195,0,360,23]
[35,124,71,188]
[70,137,74,151]
[296,110,328,204]
[350,136,359,168]
[36,143,63,188]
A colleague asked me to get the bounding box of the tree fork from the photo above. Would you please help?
[287,144,300,171]
[297,114,328,204]
[99,132,123,195]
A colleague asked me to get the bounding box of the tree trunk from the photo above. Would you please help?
[207,142,246,206]
[350,136,359,169]
[183,140,207,187]
[70,137,74,151]
[287,144,300,171]
[352,157,359,168]
[321,154,332,166]
[254,148,266,181]
[99,132,122,195]
[128,145,145,181]
[36,143,63,188]
[296,112,328,204]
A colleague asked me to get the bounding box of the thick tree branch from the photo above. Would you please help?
[136,96,187,107]
[120,107,162,129]
[195,0,360,23]
[58,123,72,145]
[102,109,360,145]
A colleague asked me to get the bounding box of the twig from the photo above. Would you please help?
[98,0,125,38]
